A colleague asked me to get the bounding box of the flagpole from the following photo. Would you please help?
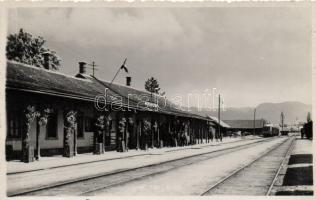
[110,67,122,85]
[108,58,128,152]
[110,58,127,86]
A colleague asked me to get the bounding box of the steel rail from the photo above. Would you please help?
[78,137,282,195]
[265,137,295,196]
[200,136,294,196]
[8,137,277,197]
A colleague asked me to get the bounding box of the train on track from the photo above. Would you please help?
[262,124,280,137]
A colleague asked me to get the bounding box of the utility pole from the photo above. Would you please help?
[253,108,256,135]
[150,91,154,148]
[91,61,97,77]
[88,61,98,77]
[281,112,285,134]
[218,94,221,141]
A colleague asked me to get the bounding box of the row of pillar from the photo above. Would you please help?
[20,105,218,163]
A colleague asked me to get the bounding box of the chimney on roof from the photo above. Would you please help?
[79,62,87,74]
[126,76,131,86]
[42,51,51,70]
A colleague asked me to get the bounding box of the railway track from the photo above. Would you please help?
[8,137,289,196]
[201,136,295,196]
[7,137,263,176]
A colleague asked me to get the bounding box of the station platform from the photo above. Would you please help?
[7,136,265,196]
[272,137,313,196]
[7,136,260,175]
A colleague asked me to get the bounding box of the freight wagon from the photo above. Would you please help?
[262,124,279,137]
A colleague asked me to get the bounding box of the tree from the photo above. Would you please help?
[145,77,163,95]
[307,112,312,122]
[6,28,61,70]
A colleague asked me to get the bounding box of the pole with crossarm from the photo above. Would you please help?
[88,61,98,77]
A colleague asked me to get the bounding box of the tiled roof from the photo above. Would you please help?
[224,119,266,129]
[94,78,197,118]
[6,61,207,120]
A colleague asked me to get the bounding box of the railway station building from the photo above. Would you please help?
[6,60,216,162]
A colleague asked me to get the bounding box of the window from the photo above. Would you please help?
[84,117,94,132]
[77,114,84,138]
[7,111,23,139]
[46,111,58,139]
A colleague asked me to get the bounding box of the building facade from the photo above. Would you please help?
[6,60,215,162]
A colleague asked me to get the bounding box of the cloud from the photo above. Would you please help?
[8,7,312,107]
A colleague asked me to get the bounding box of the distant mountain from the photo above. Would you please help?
[255,102,311,124]
[188,101,312,124]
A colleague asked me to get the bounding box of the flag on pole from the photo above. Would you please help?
[120,58,128,73]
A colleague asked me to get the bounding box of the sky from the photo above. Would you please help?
[7,6,312,108]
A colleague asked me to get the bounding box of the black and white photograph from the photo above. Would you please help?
[1,2,314,198]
